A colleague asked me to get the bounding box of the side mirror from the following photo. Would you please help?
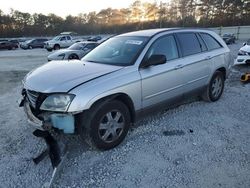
[243,42,247,46]
[83,47,88,51]
[143,54,166,68]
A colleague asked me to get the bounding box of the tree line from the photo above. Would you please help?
[0,0,249,38]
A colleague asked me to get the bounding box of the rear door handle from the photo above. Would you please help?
[205,56,212,60]
[174,64,184,70]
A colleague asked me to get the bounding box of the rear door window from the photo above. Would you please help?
[196,34,207,52]
[200,33,222,50]
[176,33,202,56]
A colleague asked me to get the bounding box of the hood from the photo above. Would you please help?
[240,45,250,52]
[46,39,56,43]
[23,60,123,93]
[48,49,78,58]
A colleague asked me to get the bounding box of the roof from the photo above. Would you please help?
[77,41,98,44]
[118,28,212,37]
[60,32,78,36]
[118,28,180,37]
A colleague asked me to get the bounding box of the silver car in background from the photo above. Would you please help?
[48,41,99,61]
[20,28,231,150]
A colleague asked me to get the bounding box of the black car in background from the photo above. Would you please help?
[20,38,48,49]
[222,33,236,44]
[9,39,19,48]
[0,41,17,50]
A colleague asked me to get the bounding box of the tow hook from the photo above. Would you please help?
[32,129,68,187]
[241,73,250,83]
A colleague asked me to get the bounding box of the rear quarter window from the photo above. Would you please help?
[200,33,222,50]
[176,33,202,57]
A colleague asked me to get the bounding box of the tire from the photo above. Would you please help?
[54,44,60,50]
[68,54,79,60]
[47,49,52,52]
[28,45,32,49]
[202,71,225,102]
[80,100,131,150]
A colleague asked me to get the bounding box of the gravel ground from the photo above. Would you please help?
[0,43,249,188]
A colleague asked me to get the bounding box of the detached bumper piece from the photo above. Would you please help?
[241,73,250,83]
[33,129,68,187]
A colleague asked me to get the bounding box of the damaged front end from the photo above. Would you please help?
[19,89,76,134]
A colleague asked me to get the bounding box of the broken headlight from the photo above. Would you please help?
[40,94,75,112]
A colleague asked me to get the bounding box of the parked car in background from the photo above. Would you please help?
[20,38,48,49]
[235,39,250,65]
[222,33,236,44]
[9,39,19,48]
[45,34,84,51]
[87,36,102,42]
[48,41,99,61]
[20,28,231,150]
[0,41,18,50]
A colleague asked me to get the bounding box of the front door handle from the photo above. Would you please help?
[205,56,212,60]
[175,64,184,70]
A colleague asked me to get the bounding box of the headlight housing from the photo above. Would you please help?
[238,50,248,56]
[40,94,75,112]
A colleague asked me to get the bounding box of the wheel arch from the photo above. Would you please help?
[216,67,226,80]
[54,44,60,48]
[88,93,136,123]
[69,53,79,59]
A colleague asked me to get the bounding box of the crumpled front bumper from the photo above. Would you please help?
[20,99,75,134]
[23,100,44,130]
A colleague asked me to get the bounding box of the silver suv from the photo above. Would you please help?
[20,28,231,150]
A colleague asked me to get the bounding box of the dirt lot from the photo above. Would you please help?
[0,44,249,188]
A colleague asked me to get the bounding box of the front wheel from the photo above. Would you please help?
[202,71,225,102]
[54,44,60,50]
[68,54,79,60]
[80,100,131,150]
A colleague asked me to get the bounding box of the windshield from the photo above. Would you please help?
[26,39,33,43]
[52,36,61,41]
[68,43,86,50]
[82,36,149,66]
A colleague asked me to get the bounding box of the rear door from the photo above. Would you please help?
[139,34,185,108]
[175,32,212,93]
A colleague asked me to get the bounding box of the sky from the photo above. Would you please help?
[1,0,169,18]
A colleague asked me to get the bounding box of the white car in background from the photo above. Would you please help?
[45,34,84,51]
[48,41,99,61]
[235,39,250,65]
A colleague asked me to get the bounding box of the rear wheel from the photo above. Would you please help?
[80,100,131,150]
[68,54,79,60]
[202,71,225,102]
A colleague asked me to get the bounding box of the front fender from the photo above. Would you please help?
[67,68,142,113]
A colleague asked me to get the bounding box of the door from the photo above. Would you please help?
[139,35,185,108]
[60,36,67,48]
[175,32,212,93]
